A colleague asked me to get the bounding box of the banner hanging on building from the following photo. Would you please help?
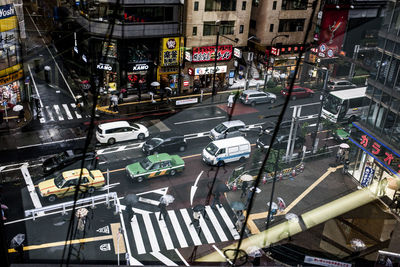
[192,45,232,62]
[160,37,180,67]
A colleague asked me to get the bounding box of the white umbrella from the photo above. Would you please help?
[246,246,262,257]
[267,201,278,210]
[151,81,160,87]
[240,174,254,182]
[12,105,23,112]
[339,143,350,149]
[285,213,299,222]
[10,234,25,248]
[277,197,286,210]
[160,194,175,205]
[250,186,261,193]
[350,238,366,251]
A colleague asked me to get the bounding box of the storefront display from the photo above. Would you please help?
[0,80,21,108]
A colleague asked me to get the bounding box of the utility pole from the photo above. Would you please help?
[312,68,329,154]
[212,21,220,96]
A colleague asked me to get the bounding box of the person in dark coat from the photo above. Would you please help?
[159,202,168,221]
[125,204,134,222]
[240,181,249,199]
[211,191,221,209]
[17,109,25,123]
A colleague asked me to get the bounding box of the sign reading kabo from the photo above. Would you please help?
[97,63,112,71]
[132,63,149,71]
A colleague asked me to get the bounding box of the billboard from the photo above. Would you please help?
[192,45,232,62]
[160,37,180,67]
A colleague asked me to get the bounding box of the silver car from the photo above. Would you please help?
[239,90,277,106]
[210,120,246,140]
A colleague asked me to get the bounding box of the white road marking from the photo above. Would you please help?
[168,210,188,248]
[150,251,178,266]
[131,215,146,254]
[62,104,73,120]
[155,212,174,250]
[138,196,160,206]
[217,205,240,239]
[17,137,86,149]
[190,171,203,206]
[21,164,44,215]
[205,206,228,242]
[45,106,54,121]
[212,245,233,265]
[198,211,215,244]
[174,116,225,125]
[136,187,168,196]
[70,103,82,119]
[174,248,190,266]
[132,208,151,214]
[142,212,160,253]
[179,209,202,246]
[53,105,64,121]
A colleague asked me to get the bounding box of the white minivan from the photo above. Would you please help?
[202,136,251,166]
[96,121,149,145]
[210,120,246,140]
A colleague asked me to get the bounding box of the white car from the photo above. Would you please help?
[96,121,149,145]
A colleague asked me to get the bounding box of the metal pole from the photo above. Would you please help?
[289,106,301,161]
[286,105,297,161]
[312,69,329,154]
[265,146,280,232]
[212,24,220,96]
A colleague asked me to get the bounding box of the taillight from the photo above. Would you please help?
[246,95,249,101]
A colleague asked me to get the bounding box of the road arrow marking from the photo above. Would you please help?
[190,171,203,206]
[98,182,120,191]
[138,196,160,206]
[137,187,168,196]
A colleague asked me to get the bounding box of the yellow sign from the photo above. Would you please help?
[160,37,180,67]
[0,69,23,85]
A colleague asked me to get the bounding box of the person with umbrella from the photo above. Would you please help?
[189,206,201,229]
[241,180,249,199]
[11,233,25,262]
[17,109,25,123]
[159,194,174,220]
[211,190,221,209]
[124,194,138,222]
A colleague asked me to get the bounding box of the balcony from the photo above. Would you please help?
[76,15,180,38]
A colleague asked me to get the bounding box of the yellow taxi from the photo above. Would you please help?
[38,168,105,202]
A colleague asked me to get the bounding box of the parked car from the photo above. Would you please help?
[96,121,149,145]
[38,168,105,202]
[239,90,277,106]
[142,135,187,155]
[327,79,357,91]
[280,86,314,100]
[210,120,246,140]
[126,153,185,182]
[256,133,304,150]
[42,150,97,175]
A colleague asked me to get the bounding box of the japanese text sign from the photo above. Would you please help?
[361,166,375,187]
[192,45,232,62]
[160,37,180,67]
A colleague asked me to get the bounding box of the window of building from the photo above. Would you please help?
[193,26,197,36]
[281,0,308,10]
[242,1,247,10]
[252,0,259,7]
[205,0,236,11]
[250,19,256,29]
[203,21,235,36]
[269,24,274,32]
[239,25,244,33]
[272,1,277,10]
[278,19,305,32]
[123,6,174,23]
[194,1,199,11]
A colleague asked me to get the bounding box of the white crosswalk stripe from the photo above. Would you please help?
[40,103,87,123]
[128,204,241,255]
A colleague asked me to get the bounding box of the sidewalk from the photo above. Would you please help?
[0,103,33,133]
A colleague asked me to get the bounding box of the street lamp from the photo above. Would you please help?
[263,34,289,90]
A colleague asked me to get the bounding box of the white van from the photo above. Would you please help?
[96,121,149,145]
[202,136,251,166]
[210,120,246,140]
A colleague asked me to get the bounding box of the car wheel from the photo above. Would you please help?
[348,116,356,123]
[48,195,57,202]
[292,95,297,101]
[88,187,95,194]
[107,138,116,145]
[251,101,256,107]
[138,133,145,140]
[137,176,145,182]
[179,146,186,152]
[270,98,276,104]
[217,161,225,166]
[170,169,176,176]
[239,157,246,163]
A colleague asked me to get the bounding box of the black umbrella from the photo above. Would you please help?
[214,182,230,193]
[230,201,245,211]
[10,234,25,248]
[193,204,205,212]
[124,194,139,205]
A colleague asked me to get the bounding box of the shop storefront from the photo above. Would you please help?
[349,123,400,200]
[127,62,153,93]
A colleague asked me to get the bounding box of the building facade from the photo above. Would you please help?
[348,0,400,200]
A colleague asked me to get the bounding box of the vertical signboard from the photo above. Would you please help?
[160,37,180,66]
[361,166,375,187]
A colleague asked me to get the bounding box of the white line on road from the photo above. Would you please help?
[174,116,225,125]
[45,106,54,121]
[138,196,160,206]
[62,104,73,120]
[142,212,160,253]
[27,64,43,108]
[168,210,188,248]
[205,206,228,242]
[174,248,190,266]
[155,212,174,250]
[212,245,233,265]
[131,215,146,254]
[17,137,86,149]
[179,209,202,246]
[21,164,43,215]
[53,105,64,121]
[150,251,178,266]
[70,103,82,119]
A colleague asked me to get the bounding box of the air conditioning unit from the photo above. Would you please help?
[296,26,303,31]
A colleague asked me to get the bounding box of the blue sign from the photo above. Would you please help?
[361,166,375,187]
[229,70,235,78]
[2,101,7,107]
[0,4,15,20]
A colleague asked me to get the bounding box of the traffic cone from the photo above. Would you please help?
[232,182,237,191]
[263,175,267,184]
[279,172,283,180]
[299,163,304,173]
[291,169,296,178]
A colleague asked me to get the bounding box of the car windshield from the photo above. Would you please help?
[140,157,153,169]
[214,124,227,133]
[54,174,66,188]
[147,138,163,147]
[56,152,68,163]
[323,94,342,115]
[205,143,218,155]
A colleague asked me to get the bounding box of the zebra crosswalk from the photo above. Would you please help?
[128,203,241,255]
[39,103,89,123]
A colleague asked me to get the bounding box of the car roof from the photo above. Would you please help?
[242,90,266,94]
[329,79,353,83]
[62,168,90,179]
[153,133,184,140]
[148,153,175,162]
[210,136,250,146]
[99,121,130,130]
[221,120,245,127]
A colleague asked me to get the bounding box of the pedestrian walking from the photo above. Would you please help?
[17,109,25,123]
[125,204,134,222]
[245,189,254,208]
[211,191,221,209]
[118,90,124,104]
[227,93,235,108]
[34,97,40,113]
[190,209,201,229]
[111,95,119,112]
[158,202,168,221]
[379,178,388,196]
[240,181,248,199]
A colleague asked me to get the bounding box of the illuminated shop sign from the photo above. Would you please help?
[194,65,227,75]
[0,4,15,19]
[131,63,149,71]
[97,63,112,71]
[0,69,23,85]
[160,37,180,67]
[192,45,232,62]
[350,123,400,176]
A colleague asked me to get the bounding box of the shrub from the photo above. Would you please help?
[267,80,277,88]
[351,76,367,86]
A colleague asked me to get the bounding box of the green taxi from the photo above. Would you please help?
[126,153,185,182]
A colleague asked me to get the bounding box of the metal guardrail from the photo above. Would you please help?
[24,192,119,220]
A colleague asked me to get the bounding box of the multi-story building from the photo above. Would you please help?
[68,0,184,94]
[349,0,400,201]
[183,0,251,92]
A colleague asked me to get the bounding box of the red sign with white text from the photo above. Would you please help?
[192,45,233,62]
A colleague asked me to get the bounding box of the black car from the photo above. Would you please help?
[261,120,292,134]
[42,150,97,175]
[256,133,304,150]
[142,135,187,155]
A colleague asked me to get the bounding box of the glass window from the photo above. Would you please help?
[194,1,199,11]
[273,1,277,10]
[203,21,216,36]
[242,1,246,10]
[205,0,236,11]
[239,25,244,34]
[269,24,274,32]
[220,21,235,35]
[250,19,256,29]
[278,19,305,32]
[193,26,197,36]
[252,0,259,7]
[367,102,379,127]
[282,0,308,10]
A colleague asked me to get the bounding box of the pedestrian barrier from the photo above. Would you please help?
[24,192,119,220]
